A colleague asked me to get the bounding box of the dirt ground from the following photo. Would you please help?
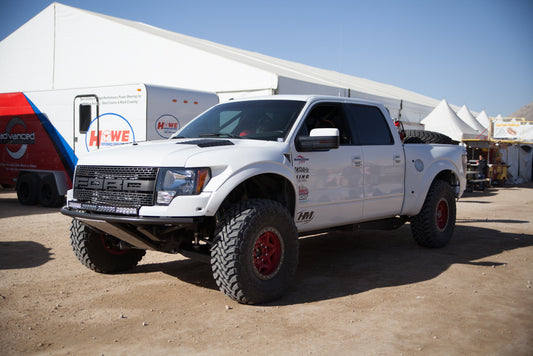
[0,184,532,356]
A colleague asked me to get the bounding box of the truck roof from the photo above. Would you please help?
[225,94,388,110]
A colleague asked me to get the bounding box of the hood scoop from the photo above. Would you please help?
[176,139,235,148]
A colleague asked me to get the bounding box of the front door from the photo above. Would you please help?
[292,102,364,232]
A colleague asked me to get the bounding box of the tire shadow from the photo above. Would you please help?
[0,241,54,269]
[125,223,533,306]
[277,224,532,305]
[132,257,218,291]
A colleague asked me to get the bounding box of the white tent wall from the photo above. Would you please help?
[0,5,55,92]
[277,76,349,97]
[500,145,533,184]
[52,5,278,93]
[519,146,533,182]
[400,101,434,124]
[277,76,414,122]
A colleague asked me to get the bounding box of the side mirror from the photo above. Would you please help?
[296,128,340,152]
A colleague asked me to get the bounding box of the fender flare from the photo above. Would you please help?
[401,158,464,216]
[203,161,297,216]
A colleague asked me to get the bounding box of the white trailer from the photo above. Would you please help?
[0,84,218,206]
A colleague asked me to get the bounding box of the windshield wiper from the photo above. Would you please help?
[199,133,241,139]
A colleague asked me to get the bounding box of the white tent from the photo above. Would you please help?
[1,2,457,123]
[457,105,486,132]
[500,144,533,184]
[475,110,491,129]
[421,100,480,141]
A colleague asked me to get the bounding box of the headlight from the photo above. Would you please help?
[156,168,211,205]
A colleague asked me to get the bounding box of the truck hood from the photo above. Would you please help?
[76,138,289,168]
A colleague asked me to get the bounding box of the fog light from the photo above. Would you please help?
[157,190,177,205]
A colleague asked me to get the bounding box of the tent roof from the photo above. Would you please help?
[1,2,459,122]
[421,100,480,141]
[456,105,486,132]
[91,4,442,108]
[476,110,491,128]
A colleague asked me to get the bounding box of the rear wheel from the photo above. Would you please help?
[211,200,298,304]
[38,175,64,207]
[16,173,39,205]
[411,180,456,248]
[70,219,145,273]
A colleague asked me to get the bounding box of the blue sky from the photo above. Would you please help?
[1,0,532,116]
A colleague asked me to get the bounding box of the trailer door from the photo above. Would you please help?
[74,95,99,154]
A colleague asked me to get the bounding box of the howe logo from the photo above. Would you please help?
[85,113,135,151]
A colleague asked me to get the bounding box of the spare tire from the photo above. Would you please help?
[403,130,456,145]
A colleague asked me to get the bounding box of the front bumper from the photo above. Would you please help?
[60,207,206,252]
[60,207,202,225]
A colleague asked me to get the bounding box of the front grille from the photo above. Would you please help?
[75,166,158,180]
[73,166,158,210]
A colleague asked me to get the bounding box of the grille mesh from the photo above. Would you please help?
[75,166,158,180]
[73,166,158,208]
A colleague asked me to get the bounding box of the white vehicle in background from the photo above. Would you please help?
[61,95,467,304]
[0,84,218,206]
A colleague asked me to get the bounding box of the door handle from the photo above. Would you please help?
[353,156,362,167]
[393,154,402,164]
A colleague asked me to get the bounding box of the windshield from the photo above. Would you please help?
[172,100,306,142]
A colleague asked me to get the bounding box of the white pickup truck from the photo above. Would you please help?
[61,95,467,304]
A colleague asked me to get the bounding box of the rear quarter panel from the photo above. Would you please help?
[401,143,466,216]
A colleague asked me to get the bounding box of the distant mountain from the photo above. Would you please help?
[510,101,533,121]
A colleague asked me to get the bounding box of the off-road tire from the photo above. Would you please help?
[211,199,298,304]
[403,130,456,145]
[411,180,456,248]
[70,219,145,273]
[16,173,39,205]
[38,174,64,207]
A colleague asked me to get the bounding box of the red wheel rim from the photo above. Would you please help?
[436,199,449,231]
[101,234,127,255]
[253,229,282,278]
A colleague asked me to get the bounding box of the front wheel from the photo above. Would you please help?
[70,219,145,273]
[411,180,456,248]
[211,200,299,304]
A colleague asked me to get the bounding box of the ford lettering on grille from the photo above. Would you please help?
[75,177,154,192]
[73,166,158,210]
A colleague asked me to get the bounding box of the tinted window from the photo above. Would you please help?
[346,104,394,145]
[297,103,353,145]
[175,100,305,142]
[79,104,92,133]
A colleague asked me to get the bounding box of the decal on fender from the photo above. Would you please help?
[296,210,314,224]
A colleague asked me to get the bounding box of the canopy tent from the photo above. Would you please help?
[0,2,463,124]
[457,104,489,140]
[475,110,491,129]
[457,105,486,132]
[421,100,480,141]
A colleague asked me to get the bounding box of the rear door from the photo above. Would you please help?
[345,103,405,219]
